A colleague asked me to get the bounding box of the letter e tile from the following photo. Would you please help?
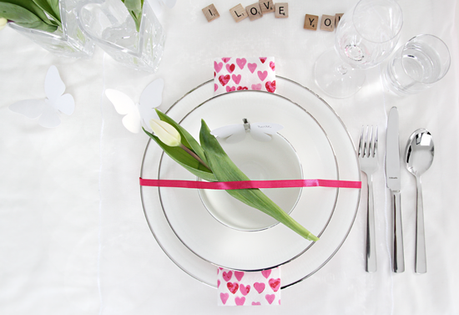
[274,3,288,18]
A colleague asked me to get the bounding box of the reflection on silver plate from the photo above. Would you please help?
[157,91,338,271]
[140,77,361,289]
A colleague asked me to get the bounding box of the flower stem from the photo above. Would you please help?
[180,144,211,171]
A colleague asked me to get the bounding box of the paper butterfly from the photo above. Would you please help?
[147,0,176,16]
[9,65,74,128]
[211,119,283,143]
[105,78,164,133]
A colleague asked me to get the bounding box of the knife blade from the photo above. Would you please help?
[386,106,405,273]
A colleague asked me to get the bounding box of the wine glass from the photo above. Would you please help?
[314,0,403,98]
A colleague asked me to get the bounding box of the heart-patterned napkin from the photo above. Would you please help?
[214,57,276,95]
[217,267,281,306]
[214,57,280,306]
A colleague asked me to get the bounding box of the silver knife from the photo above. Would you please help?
[386,107,405,273]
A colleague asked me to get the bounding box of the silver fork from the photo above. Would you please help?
[358,126,379,273]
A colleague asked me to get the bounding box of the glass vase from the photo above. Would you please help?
[77,0,165,73]
[8,0,95,59]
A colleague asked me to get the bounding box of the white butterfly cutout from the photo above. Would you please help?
[211,119,284,143]
[105,78,164,133]
[9,65,74,128]
[147,0,176,16]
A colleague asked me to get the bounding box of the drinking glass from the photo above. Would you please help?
[77,0,165,73]
[314,0,403,98]
[8,0,95,58]
[382,34,451,95]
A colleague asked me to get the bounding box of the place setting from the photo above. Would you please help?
[0,0,455,312]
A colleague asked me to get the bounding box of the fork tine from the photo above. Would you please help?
[358,126,365,156]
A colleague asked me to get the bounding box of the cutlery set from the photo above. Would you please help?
[359,106,434,274]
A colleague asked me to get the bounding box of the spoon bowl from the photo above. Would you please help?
[405,129,434,274]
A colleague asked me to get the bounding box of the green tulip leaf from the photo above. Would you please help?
[32,0,61,25]
[0,0,56,27]
[0,2,57,32]
[199,119,319,241]
[121,0,143,31]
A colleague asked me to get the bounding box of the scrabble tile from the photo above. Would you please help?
[202,4,220,22]
[246,3,262,21]
[304,14,319,30]
[274,3,288,18]
[230,3,248,22]
[335,13,344,27]
[259,0,274,13]
[320,15,335,31]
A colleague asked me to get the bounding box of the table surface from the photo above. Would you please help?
[1,1,458,314]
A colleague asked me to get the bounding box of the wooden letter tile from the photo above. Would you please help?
[259,0,274,13]
[335,13,344,27]
[274,3,288,18]
[304,14,318,30]
[230,4,248,22]
[202,4,220,22]
[246,3,263,21]
[320,15,335,31]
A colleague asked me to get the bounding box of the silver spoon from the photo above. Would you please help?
[405,129,434,274]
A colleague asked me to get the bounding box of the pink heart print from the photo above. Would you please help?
[217,266,281,306]
[240,284,250,296]
[236,58,247,69]
[268,278,281,292]
[234,271,245,281]
[214,61,223,73]
[214,57,276,95]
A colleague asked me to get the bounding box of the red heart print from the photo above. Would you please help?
[222,270,232,282]
[226,86,236,92]
[214,61,223,73]
[237,86,248,90]
[248,63,257,73]
[222,57,231,63]
[227,282,239,294]
[260,57,267,63]
[220,293,229,304]
[240,284,250,296]
[269,61,275,71]
[235,296,246,306]
[265,80,276,93]
[257,70,268,81]
[253,282,265,294]
[232,74,241,85]
[268,278,281,292]
[226,63,236,73]
[251,83,262,90]
[236,58,247,69]
[219,75,230,86]
[214,84,218,92]
[217,279,220,288]
[265,294,275,304]
[261,270,271,279]
[234,271,244,281]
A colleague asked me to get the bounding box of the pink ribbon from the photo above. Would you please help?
[139,178,361,189]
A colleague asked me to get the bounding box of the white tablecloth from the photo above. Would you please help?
[1,0,458,314]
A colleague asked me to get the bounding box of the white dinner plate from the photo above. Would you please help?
[156,91,338,271]
[140,77,360,289]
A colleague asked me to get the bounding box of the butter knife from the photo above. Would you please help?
[386,107,405,273]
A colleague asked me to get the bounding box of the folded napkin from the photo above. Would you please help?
[214,57,276,95]
[214,57,280,306]
[217,267,281,306]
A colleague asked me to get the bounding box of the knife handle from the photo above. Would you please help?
[391,191,405,273]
